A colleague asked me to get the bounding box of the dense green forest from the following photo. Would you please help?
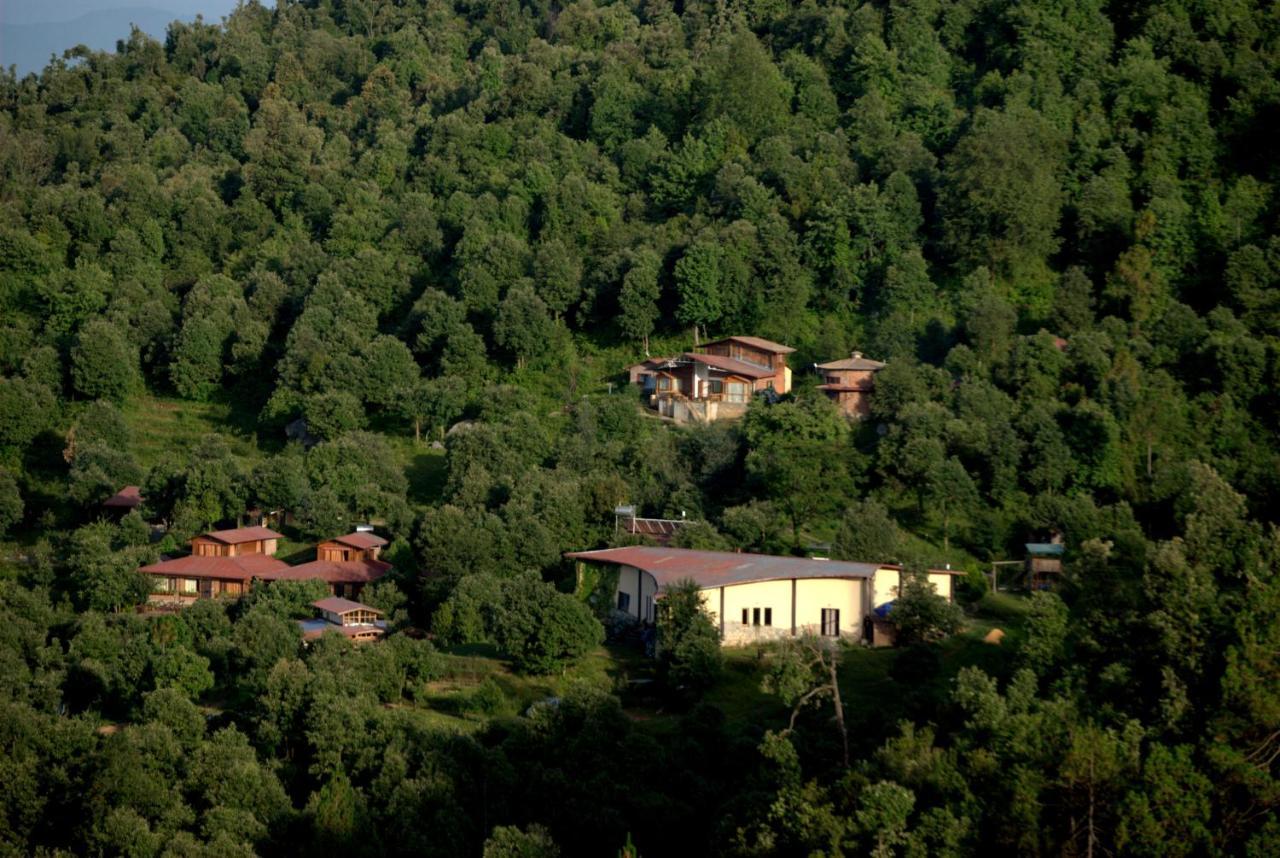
[1,0,1279,854]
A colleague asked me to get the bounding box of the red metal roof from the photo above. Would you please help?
[565,547,964,590]
[565,547,885,589]
[327,532,388,550]
[702,336,796,355]
[103,486,142,508]
[313,596,382,616]
[198,526,285,544]
[262,558,392,585]
[682,352,775,379]
[139,553,291,581]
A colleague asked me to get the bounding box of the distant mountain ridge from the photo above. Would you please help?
[1,1,238,76]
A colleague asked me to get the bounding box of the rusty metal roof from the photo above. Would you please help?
[565,547,887,589]
[197,526,285,544]
[139,553,291,581]
[702,336,796,354]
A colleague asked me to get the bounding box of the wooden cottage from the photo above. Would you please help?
[317,531,387,562]
[189,526,283,558]
[633,336,795,423]
[300,597,386,642]
[102,485,143,514]
[815,352,885,418]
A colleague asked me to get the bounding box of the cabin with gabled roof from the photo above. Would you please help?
[317,531,387,563]
[189,526,283,558]
[300,597,386,642]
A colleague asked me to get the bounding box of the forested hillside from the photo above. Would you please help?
[1,0,1279,855]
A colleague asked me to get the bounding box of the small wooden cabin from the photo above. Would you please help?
[302,597,386,642]
[103,485,143,514]
[317,531,388,563]
[815,352,885,418]
[190,526,283,558]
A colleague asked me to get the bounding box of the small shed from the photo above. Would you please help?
[1025,543,1065,590]
[868,602,898,647]
[103,485,143,513]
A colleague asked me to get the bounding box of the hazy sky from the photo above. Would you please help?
[2,0,240,26]
[2,0,243,74]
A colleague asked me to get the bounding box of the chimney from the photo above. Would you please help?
[851,350,862,360]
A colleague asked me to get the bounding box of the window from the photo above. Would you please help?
[181,579,198,594]
[708,380,724,395]
[764,608,773,626]
[726,381,748,403]
[657,377,671,391]
[744,608,773,627]
[742,608,749,625]
[152,577,172,593]
[752,607,761,626]
[766,380,774,391]
[821,609,840,637]
[618,592,632,613]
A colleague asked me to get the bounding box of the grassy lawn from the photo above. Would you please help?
[414,643,625,729]
[383,438,448,506]
[121,394,264,468]
[703,647,790,732]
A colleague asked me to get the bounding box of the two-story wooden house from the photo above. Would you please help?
[635,336,795,423]
[815,352,886,418]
